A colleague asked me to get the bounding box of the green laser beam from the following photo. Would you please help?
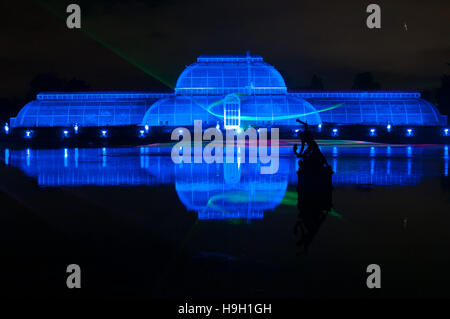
[34,0,174,89]
[191,98,344,121]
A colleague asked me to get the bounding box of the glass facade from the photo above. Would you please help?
[10,55,447,129]
[11,97,162,128]
[291,93,446,126]
[175,54,287,95]
[141,94,322,127]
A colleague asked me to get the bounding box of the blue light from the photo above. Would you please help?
[369,128,376,137]
[4,148,9,165]
[4,123,9,134]
[406,128,414,137]
[63,130,69,137]
[332,128,339,137]
[443,128,449,136]
[101,130,108,137]
[25,130,33,138]
[294,129,300,133]
[9,55,447,133]
[139,130,145,137]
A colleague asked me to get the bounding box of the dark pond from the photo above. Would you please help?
[0,142,449,298]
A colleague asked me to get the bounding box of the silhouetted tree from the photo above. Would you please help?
[307,74,324,90]
[351,72,381,90]
[0,97,25,124]
[0,73,91,124]
[27,73,90,100]
[436,74,450,116]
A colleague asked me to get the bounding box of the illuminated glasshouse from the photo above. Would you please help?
[9,54,447,137]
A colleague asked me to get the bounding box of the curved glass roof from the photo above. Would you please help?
[12,98,158,128]
[175,54,287,95]
[303,97,445,126]
[142,95,322,126]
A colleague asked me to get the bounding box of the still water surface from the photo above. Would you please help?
[1,143,449,298]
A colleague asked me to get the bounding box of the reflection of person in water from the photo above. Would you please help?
[293,119,334,255]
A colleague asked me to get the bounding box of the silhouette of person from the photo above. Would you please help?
[293,119,334,254]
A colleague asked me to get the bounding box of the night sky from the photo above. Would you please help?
[1,0,449,99]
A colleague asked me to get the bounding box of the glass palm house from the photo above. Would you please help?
[9,54,447,133]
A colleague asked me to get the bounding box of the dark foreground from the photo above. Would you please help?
[0,144,450,299]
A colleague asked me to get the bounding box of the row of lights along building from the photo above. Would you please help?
[2,54,449,144]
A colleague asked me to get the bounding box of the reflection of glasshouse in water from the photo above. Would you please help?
[9,54,447,132]
[174,161,289,220]
[4,146,448,219]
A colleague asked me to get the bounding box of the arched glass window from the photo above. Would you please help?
[223,94,240,129]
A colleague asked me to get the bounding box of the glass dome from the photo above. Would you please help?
[175,54,287,95]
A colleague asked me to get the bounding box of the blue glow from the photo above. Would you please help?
[4,123,9,134]
[3,145,447,221]
[407,146,412,158]
[445,145,449,176]
[369,128,376,136]
[63,130,69,137]
[4,148,9,165]
[293,92,446,126]
[175,54,287,95]
[406,128,414,137]
[444,128,449,136]
[73,123,79,134]
[75,148,79,168]
[332,128,339,137]
[101,130,108,137]
[332,146,338,157]
[64,148,68,167]
[25,130,33,138]
[26,148,30,167]
[11,54,446,131]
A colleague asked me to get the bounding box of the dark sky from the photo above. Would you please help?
[1,0,449,98]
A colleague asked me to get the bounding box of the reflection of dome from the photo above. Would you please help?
[174,161,289,220]
[175,54,287,95]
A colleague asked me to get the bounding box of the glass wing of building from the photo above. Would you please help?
[291,92,446,126]
[11,93,169,128]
